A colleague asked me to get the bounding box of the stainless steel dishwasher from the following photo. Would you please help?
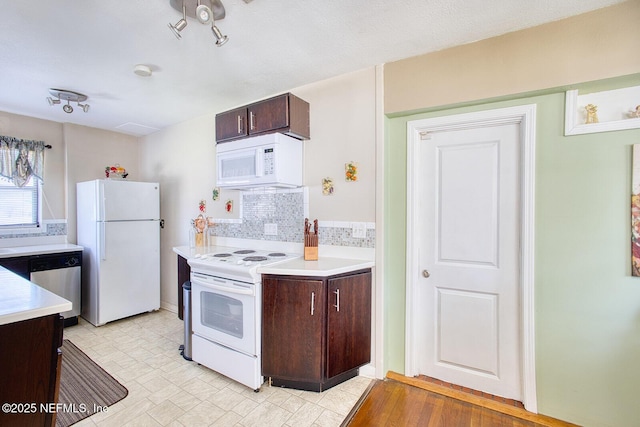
[29,251,82,326]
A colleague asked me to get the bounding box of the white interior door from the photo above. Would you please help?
[415,121,522,400]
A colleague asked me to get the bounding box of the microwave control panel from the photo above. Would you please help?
[264,148,275,176]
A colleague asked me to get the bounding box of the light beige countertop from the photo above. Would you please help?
[173,245,374,277]
[0,267,72,326]
[257,257,374,277]
[0,243,83,259]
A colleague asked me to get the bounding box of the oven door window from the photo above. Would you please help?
[200,292,244,338]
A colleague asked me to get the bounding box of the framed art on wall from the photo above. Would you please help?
[631,144,640,276]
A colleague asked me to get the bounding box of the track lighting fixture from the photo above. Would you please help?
[46,89,90,114]
[168,0,228,46]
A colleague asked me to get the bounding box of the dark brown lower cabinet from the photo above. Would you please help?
[0,314,64,427]
[262,269,371,392]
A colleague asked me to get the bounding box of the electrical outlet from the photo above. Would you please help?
[264,223,278,236]
[352,222,366,238]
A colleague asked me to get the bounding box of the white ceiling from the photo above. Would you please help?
[0,0,626,137]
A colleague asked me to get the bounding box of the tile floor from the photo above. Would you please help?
[63,309,372,427]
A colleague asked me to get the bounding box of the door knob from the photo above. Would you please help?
[422,270,430,278]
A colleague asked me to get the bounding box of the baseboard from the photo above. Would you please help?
[358,363,376,379]
[160,301,178,314]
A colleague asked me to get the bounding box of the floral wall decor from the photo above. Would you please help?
[322,177,334,195]
[345,161,358,181]
[212,187,220,201]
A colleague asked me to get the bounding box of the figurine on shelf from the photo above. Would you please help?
[585,104,599,124]
[628,105,640,119]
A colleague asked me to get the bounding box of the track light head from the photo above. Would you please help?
[211,25,228,46]
[78,103,90,113]
[168,1,188,39]
[63,102,73,114]
[196,4,213,24]
[47,97,60,106]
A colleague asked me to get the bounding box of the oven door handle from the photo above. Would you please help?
[192,276,255,296]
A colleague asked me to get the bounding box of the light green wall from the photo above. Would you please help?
[384,75,640,426]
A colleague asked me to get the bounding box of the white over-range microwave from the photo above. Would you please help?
[216,133,303,190]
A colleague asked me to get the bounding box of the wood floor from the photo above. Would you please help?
[342,372,580,427]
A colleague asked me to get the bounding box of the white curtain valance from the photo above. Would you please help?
[0,135,46,187]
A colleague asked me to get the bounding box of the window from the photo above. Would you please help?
[0,176,41,228]
[0,135,46,229]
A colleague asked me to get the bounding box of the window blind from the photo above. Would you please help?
[0,177,39,227]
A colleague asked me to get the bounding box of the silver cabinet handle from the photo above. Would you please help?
[310,291,315,316]
[237,115,243,134]
[422,270,430,278]
[249,111,255,131]
[333,289,340,312]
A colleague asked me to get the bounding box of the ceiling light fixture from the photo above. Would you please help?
[168,0,228,46]
[46,89,90,114]
[134,64,153,77]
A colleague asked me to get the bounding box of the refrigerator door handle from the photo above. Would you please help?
[100,222,106,260]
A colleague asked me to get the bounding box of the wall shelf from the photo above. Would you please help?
[564,85,640,135]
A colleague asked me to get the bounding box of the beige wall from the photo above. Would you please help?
[294,68,377,222]
[384,0,640,114]
[64,123,139,243]
[139,114,217,312]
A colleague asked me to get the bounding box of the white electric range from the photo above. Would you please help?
[187,246,300,391]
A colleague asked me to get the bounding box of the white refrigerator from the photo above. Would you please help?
[77,179,161,326]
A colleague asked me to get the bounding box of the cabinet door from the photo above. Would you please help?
[216,107,248,143]
[248,94,289,136]
[262,276,325,381]
[177,255,190,320]
[326,270,372,379]
[0,256,30,279]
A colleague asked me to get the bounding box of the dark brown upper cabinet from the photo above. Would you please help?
[215,93,310,144]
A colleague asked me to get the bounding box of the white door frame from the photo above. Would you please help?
[405,104,537,412]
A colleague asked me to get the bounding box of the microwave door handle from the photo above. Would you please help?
[255,148,264,177]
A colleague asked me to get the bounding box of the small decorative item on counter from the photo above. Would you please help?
[199,199,206,213]
[322,177,334,195]
[628,105,640,119]
[225,200,233,213]
[212,187,220,201]
[304,217,318,261]
[105,164,128,179]
[194,214,206,247]
[584,104,599,124]
[345,162,358,182]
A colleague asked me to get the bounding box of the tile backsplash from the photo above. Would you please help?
[211,189,375,248]
[0,220,67,240]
